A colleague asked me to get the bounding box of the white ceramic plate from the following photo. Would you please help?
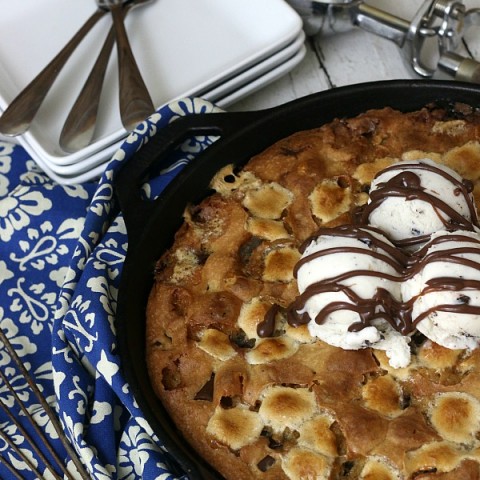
[0,0,302,165]
[30,30,306,178]
[29,44,307,185]
[215,44,306,107]
[205,30,305,105]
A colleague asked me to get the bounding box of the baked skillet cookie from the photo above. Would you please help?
[146,103,480,479]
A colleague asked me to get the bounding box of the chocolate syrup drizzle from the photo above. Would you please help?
[257,162,480,340]
[359,162,478,248]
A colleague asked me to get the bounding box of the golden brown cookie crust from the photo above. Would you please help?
[146,105,480,479]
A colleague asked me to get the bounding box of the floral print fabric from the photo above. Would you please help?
[0,98,220,479]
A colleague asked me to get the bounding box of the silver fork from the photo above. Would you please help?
[98,0,155,131]
[60,0,154,152]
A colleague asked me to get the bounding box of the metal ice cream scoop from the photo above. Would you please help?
[286,0,480,83]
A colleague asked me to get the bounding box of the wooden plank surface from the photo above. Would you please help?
[230,0,480,112]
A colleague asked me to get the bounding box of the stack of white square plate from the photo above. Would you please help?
[0,0,305,184]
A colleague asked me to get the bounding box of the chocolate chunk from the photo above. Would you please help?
[257,455,275,472]
[239,237,263,264]
[400,393,411,410]
[223,174,236,184]
[194,373,215,401]
[341,461,354,476]
[220,396,233,409]
[230,330,256,349]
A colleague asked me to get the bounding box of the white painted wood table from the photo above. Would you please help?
[230,0,480,113]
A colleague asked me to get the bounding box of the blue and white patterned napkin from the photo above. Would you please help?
[0,98,221,479]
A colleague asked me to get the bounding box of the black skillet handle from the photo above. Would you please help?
[115,110,260,244]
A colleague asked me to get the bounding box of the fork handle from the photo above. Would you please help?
[111,3,155,130]
[0,9,106,136]
[59,25,116,152]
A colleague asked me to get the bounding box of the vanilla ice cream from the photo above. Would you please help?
[285,160,480,367]
[289,225,412,367]
[363,159,478,250]
[403,230,480,350]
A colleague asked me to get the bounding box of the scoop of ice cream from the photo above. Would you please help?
[288,225,411,367]
[363,159,478,250]
[403,230,480,350]
[283,160,480,367]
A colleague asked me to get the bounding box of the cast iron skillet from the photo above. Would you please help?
[115,80,480,479]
